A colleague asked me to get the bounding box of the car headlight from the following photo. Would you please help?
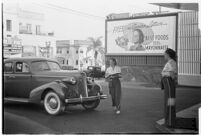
[62,77,77,84]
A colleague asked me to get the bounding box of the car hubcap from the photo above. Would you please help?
[48,97,58,109]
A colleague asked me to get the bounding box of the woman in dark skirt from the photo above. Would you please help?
[161,48,177,127]
[105,58,122,114]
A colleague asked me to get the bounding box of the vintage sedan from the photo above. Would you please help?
[84,66,105,78]
[4,57,107,115]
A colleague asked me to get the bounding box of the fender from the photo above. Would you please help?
[29,81,67,103]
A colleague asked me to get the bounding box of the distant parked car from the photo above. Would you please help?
[4,57,107,115]
[84,66,105,78]
[61,65,75,70]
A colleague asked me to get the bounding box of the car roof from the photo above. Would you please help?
[4,57,58,63]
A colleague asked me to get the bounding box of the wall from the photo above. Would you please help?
[3,4,56,58]
[106,55,164,87]
[177,11,201,87]
[19,34,56,57]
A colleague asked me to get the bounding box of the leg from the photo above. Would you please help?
[114,79,122,111]
[109,87,116,107]
[162,77,176,127]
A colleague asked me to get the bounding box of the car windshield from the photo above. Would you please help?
[31,61,61,71]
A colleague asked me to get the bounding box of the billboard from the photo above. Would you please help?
[106,15,177,55]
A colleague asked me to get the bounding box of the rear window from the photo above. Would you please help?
[88,67,93,70]
[96,67,101,71]
[4,62,13,73]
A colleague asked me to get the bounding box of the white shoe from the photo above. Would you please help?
[116,110,120,114]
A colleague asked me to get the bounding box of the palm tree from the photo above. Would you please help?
[87,36,105,66]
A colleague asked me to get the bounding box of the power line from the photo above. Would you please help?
[47,3,105,19]
[33,3,105,21]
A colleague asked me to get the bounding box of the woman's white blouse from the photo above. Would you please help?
[162,59,177,78]
[105,66,121,77]
[162,59,177,73]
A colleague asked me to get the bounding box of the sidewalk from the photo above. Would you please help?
[156,103,200,134]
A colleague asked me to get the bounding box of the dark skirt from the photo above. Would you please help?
[108,78,121,110]
[161,77,176,127]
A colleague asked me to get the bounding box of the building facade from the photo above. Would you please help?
[3,3,56,58]
[56,40,104,70]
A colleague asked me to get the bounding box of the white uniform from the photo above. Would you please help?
[105,66,122,110]
[105,66,121,78]
[162,59,177,79]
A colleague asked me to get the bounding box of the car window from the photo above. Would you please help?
[15,62,30,73]
[31,61,61,71]
[31,61,49,71]
[4,62,13,73]
[88,67,93,70]
[47,61,61,71]
[96,67,101,71]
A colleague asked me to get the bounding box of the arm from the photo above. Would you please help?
[110,73,122,78]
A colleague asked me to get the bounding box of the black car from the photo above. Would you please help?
[84,66,105,78]
[4,57,107,115]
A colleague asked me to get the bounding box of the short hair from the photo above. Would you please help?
[133,29,144,44]
[110,58,117,65]
[165,48,177,61]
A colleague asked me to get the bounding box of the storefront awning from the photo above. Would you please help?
[151,3,198,11]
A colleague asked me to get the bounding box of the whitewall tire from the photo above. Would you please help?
[44,91,64,115]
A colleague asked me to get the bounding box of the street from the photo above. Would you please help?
[4,82,201,134]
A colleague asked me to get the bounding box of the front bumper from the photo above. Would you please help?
[65,94,107,103]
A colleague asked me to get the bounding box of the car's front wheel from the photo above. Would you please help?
[82,99,100,110]
[44,91,64,115]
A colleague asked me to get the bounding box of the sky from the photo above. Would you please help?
[3,0,201,45]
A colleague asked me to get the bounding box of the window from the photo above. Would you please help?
[47,61,61,71]
[80,50,83,53]
[36,25,41,34]
[66,60,68,65]
[6,20,12,31]
[62,60,65,64]
[32,61,49,71]
[4,62,13,73]
[27,24,32,33]
[76,50,78,54]
[88,66,93,70]
[31,61,61,71]
[57,48,62,54]
[67,50,69,54]
[7,35,11,37]
[15,62,29,73]
[76,60,78,65]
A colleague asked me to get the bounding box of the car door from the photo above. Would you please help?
[12,61,32,98]
[4,62,14,97]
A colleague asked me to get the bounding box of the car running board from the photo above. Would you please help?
[4,97,29,103]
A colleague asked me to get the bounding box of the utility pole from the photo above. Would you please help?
[159,6,162,13]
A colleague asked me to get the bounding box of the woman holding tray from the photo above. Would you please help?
[105,58,122,114]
